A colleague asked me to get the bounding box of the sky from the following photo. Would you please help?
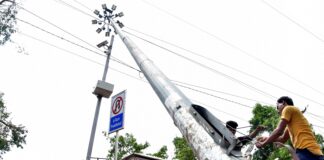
[1,0,324,159]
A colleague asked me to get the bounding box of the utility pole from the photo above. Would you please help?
[86,6,116,160]
[103,4,244,160]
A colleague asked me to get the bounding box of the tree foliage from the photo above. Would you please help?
[0,93,28,159]
[0,0,18,45]
[149,145,168,159]
[103,132,168,160]
[172,136,195,160]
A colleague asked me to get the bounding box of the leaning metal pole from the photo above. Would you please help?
[110,21,235,160]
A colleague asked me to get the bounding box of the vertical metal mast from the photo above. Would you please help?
[109,19,236,159]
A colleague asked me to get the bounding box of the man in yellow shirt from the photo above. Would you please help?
[256,96,323,160]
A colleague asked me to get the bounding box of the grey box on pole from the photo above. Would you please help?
[93,80,114,98]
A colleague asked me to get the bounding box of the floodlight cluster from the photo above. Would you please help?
[92,4,124,48]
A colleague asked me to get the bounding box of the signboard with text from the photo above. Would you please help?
[109,90,126,133]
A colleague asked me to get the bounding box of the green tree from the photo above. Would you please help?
[0,0,18,45]
[172,136,195,160]
[0,93,28,159]
[149,145,168,159]
[103,132,168,160]
[249,103,291,160]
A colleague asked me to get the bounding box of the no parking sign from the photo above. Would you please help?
[109,90,126,133]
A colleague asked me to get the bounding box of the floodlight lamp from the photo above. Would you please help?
[94,10,100,15]
[102,4,107,9]
[91,20,97,24]
[117,12,124,17]
[102,27,106,30]
[97,40,108,48]
[96,28,102,33]
[105,31,110,37]
[118,21,124,28]
[111,5,117,11]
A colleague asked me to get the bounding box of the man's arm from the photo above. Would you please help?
[274,128,290,143]
[256,119,288,148]
[249,125,265,139]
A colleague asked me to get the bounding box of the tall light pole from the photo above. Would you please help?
[105,4,243,160]
[86,4,117,160]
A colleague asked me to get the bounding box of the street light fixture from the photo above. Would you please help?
[111,4,117,11]
[96,28,102,33]
[96,40,108,48]
[94,10,100,15]
[116,20,124,28]
[92,20,97,24]
[102,4,107,9]
[117,12,124,17]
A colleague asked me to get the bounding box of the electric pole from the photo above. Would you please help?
[86,5,116,160]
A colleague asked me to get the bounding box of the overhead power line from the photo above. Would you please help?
[261,0,324,45]
[18,31,145,83]
[42,0,324,114]
[20,28,324,127]
[72,0,93,13]
[139,0,324,100]
[123,30,277,100]
[16,21,254,111]
[172,80,272,105]
[17,18,141,73]
[175,82,253,109]
[124,29,324,109]
[15,12,263,110]
[18,5,142,74]
[44,0,324,108]
[125,27,324,107]
[123,29,324,108]
[53,0,98,20]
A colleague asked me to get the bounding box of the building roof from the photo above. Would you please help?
[122,153,164,160]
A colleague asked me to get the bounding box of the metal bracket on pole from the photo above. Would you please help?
[190,104,242,156]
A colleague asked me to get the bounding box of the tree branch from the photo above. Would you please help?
[0,119,15,129]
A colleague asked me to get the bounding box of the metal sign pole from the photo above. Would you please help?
[114,131,119,160]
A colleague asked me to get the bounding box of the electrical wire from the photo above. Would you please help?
[18,16,324,126]
[124,29,324,108]
[18,31,146,83]
[40,0,324,110]
[16,2,324,125]
[123,30,324,121]
[139,0,324,101]
[172,80,272,105]
[20,26,324,134]
[16,18,142,73]
[15,16,267,112]
[53,0,98,20]
[261,0,324,46]
[126,27,321,106]
[175,82,253,109]
[72,0,93,13]
[123,30,277,100]
[17,5,142,73]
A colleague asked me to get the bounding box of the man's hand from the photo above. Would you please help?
[256,136,267,142]
[255,141,265,148]
[255,136,268,148]
[256,125,266,131]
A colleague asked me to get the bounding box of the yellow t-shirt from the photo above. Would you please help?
[281,105,323,156]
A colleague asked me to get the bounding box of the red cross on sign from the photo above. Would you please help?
[112,96,123,115]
